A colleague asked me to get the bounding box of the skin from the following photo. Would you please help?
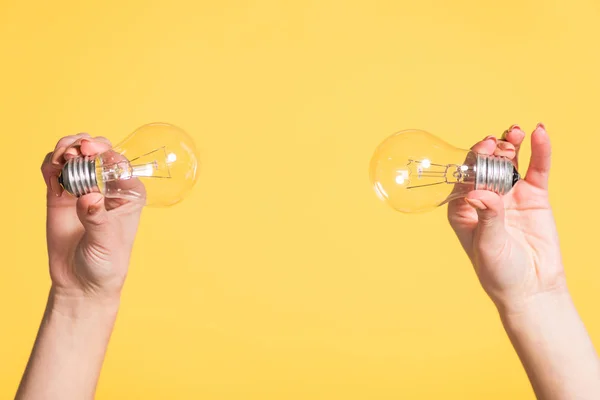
[16,126,600,399]
[448,124,600,399]
[16,135,143,400]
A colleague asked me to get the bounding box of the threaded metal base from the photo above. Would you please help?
[58,157,99,197]
[475,154,520,195]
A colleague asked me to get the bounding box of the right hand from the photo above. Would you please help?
[447,124,566,313]
[41,134,144,304]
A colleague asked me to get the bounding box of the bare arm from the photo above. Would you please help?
[500,291,600,399]
[17,135,142,399]
[448,124,600,398]
[16,290,119,400]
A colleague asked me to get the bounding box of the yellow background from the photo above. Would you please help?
[1,0,599,398]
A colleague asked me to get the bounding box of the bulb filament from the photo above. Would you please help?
[405,159,467,189]
[101,146,173,183]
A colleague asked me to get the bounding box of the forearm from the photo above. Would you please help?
[499,289,600,399]
[16,287,120,400]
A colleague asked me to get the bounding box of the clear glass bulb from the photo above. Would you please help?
[369,129,520,213]
[59,122,199,207]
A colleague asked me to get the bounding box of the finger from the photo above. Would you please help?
[93,136,112,145]
[501,125,526,169]
[64,138,86,160]
[465,190,507,249]
[66,135,111,159]
[80,138,112,157]
[64,149,80,160]
[494,141,516,159]
[53,133,91,152]
[41,151,64,196]
[52,133,91,164]
[448,136,497,211]
[44,136,112,199]
[76,193,111,236]
[49,175,64,197]
[51,147,67,165]
[41,152,52,172]
[471,136,497,155]
[525,123,551,190]
[447,135,498,256]
[41,152,57,186]
[45,133,91,198]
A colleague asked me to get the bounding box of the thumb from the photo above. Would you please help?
[465,190,507,246]
[76,193,111,237]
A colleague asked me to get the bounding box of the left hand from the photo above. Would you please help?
[41,134,144,303]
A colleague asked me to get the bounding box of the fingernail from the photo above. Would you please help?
[484,135,497,143]
[88,197,104,215]
[49,175,64,197]
[536,122,546,130]
[501,125,521,140]
[465,198,487,210]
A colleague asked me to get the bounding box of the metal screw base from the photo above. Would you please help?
[475,154,520,195]
[58,157,99,197]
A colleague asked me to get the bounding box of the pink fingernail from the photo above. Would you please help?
[509,124,521,131]
[536,122,546,130]
[88,197,104,214]
[484,135,497,143]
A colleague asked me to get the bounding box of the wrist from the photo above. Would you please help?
[48,285,121,321]
[496,286,573,325]
[492,269,570,320]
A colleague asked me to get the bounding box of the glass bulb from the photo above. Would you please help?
[59,122,199,207]
[369,129,520,213]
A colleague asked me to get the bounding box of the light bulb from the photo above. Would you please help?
[58,122,199,207]
[369,129,520,213]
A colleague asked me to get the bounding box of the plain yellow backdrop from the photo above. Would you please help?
[1,0,599,398]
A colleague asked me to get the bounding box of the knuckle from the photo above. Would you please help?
[94,136,112,146]
[55,135,78,149]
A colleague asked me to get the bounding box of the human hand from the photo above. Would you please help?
[41,134,144,304]
[448,124,565,313]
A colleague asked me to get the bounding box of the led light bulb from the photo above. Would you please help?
[369,129,520,213]
[58,122,199,207]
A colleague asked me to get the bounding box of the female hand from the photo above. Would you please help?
[16,134,145,400]
[447,124,565,313]
[41,134,144,303]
